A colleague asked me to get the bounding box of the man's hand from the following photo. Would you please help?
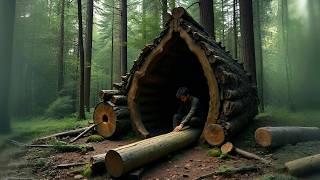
[173,124,184,132]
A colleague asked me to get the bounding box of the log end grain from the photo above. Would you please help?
[105,150,124,178]
[93,102,117,138]
[255,127,272,148]
[204,124,225,146]
[221,142,234,154]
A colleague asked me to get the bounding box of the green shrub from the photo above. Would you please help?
[45,96,74,119]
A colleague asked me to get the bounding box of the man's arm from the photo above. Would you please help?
[180,97,200,126]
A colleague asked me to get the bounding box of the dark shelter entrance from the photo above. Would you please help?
[136,35,210,134]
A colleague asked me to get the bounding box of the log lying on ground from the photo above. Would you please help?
[105,129,201,177]
[70,124,97,143]
[33,127,89,143]
[93,102,131,138]
[90,154,107,174]
[285,154,320,176]
[255,126,320,148]
[221,142,269,164]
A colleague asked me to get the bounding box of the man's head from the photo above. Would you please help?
[176,87,190,102]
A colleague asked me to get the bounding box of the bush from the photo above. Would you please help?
[45,96,74,119]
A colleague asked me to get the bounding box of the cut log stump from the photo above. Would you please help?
[105,129,201,177]
[255,126,320,148]
[93,102,131,138]
[285,154,320,177]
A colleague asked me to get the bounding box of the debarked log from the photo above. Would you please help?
[255,126,320,148]
[93,102,131,138]
[105,129,201,177]
[285,154,320,177]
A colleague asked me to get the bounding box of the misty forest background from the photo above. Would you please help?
[0,0,320,134]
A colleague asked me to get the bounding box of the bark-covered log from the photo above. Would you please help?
[222,96,251,117]
[90,154,106,174]
[93,102,131,138]
[105,129,201,177]
[285,154,320,177]
[223,87,248,100]
[111,95,127,106]
[255,127,320,148]
[98,90,121,100]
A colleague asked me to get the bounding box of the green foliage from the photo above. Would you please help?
[207,148,221,157]
[86,135,105,142]
[45,96,74,119]
[82,164,93,177]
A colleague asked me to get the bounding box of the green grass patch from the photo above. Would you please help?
[0,117,88,149]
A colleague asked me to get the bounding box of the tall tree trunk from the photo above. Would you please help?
[233,0,238,59]
[221,0,224,43]
[281,0,294,111]
[58,0,65,93]
[77,0,86,119]
[254,0,264,112]
[110,0,115,89]
[142,0,147,44]
[239,0,257,85]
[199,0,215,39]
[169,0,175,10]
[120,0,127,76]
[85,0,93,112]
[161,0,168,28]
[0,0,15,133]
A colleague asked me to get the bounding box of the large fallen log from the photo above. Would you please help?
[255,126,320,148]
[285,154,320,176]
[93,102,131,138]
[105,129,201,177]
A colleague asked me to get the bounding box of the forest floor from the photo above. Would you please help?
[1,108,320,179]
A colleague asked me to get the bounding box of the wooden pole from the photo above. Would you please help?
[70,124,97,143]
[105,129,201,177]
[255,127,320,148]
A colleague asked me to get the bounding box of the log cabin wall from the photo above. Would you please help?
[95,7,258,145]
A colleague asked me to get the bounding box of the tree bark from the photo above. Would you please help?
[105,129,201,177]
[161,0,168,28]
[285,154,320,177]
[239,0,257,85]
[85,0,94,112]
[281,0,294,111]
[233,0,238,59]
[77,0,86,119]
[58,0,65,93]
[0,0,15,133]
[142,0,147,44]
[254,0,264,112]
[110,0,115,88]
[120,0,127,75]
[199,0,215,39]
[255,127,320,148]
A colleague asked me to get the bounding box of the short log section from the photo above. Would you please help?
[93,102,131,138]
[255,126,320,148]
[105,129,201,177]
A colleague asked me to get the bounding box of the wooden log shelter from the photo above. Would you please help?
[94,7,258,145]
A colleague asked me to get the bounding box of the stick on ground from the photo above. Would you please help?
[70,124,97,143]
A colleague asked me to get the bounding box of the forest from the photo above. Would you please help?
[0,0,320,179]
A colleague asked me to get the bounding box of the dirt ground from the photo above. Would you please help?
[1,113,320,179]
